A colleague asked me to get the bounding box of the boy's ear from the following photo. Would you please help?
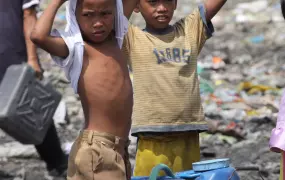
[174,0,177,10]
[134,2,140,13]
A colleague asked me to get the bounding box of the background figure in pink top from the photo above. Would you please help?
[269,1,285,178]
[281,0,285,18]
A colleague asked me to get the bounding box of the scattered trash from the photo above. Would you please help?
[0,142,37,158]
[62,142,73,154]
[248,35,265,44]
[53,100,68,127]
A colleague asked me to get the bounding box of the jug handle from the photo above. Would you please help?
[149,164,175,180]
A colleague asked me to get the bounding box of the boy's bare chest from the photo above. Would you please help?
[78,45,130,97]
[84,46,127,70]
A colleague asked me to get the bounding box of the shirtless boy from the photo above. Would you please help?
[31,0,134,179]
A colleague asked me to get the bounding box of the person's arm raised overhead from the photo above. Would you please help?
[30,0,68,58]
[204,0,227,22]
[122,0,139,19]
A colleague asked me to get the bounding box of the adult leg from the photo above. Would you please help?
[35,121,68,176]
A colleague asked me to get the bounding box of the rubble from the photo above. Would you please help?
[1,0,285,179]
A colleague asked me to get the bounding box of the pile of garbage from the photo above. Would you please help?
[193,1,285,180]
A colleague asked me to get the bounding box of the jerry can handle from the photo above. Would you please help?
[25,64,35,74]
[149,164,175,180]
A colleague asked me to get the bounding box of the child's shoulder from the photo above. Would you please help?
[127,24,144,34]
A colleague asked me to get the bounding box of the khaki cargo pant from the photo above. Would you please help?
[67,130,131,180]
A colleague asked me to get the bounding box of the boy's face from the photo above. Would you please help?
[136,0,177,30]
[76,0,115,43]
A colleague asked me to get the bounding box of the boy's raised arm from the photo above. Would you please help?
[30,0,68,58]
[122,0,138,19]
[204,0,227,22]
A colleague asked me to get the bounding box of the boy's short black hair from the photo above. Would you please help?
[281,0,285,19]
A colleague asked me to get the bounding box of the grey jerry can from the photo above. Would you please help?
[0,64,62,145]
